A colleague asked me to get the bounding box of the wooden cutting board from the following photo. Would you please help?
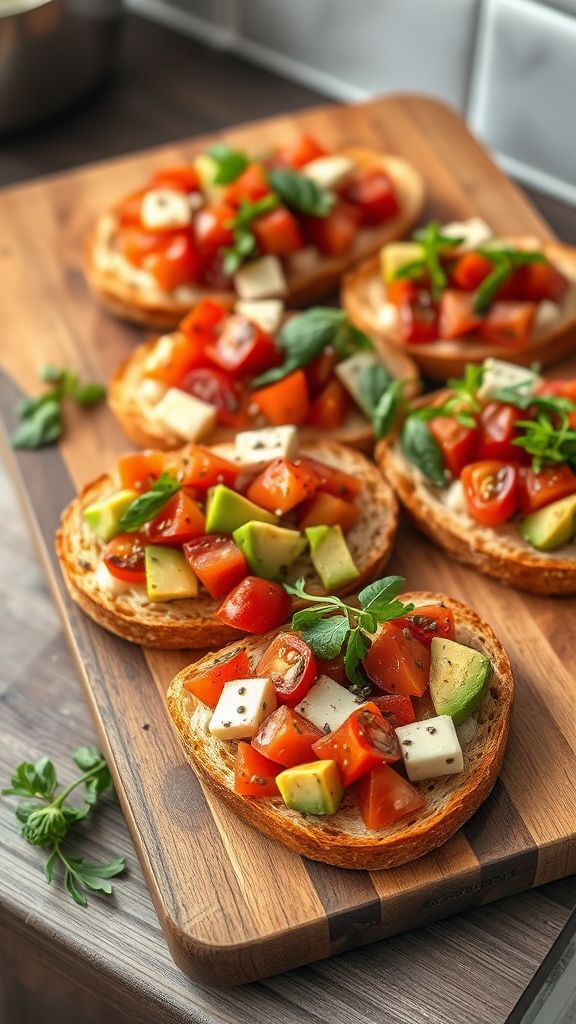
[1,95,575,988]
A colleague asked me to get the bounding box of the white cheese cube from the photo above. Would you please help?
[94,561,133,597]
[335,352,380,413]
[235,426,299,471]
[150,387,216,442]
[144,334,176,375]
[234,256,288,301]
[395,715,464,782]
[441,217,493,254]
[295,675,364,734]
[209,678,277,740]
[534,300,560,332]
[478,358,539,401]
[139,378,166,405]
[235,299,285,334]
[141,189,192,231]
[301,155,356,191]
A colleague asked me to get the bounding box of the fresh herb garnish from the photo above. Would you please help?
[472,247,546,315]
[401,415,446,487]
[222,193,279,275]
[207,143,249,184]
[251,308,373,389]
[118,472,181,532]
[412,364,484,429]
[285,576,413,688]
[357,364,406,440]
[267,167,334,217]
[394,223,463,300]
[2,747,125,907]
[512,413,576,472]
[11,366,105,450]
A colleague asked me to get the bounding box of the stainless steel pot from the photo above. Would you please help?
[0,0,123,132]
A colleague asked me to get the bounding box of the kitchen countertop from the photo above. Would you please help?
[1,11,575,1024]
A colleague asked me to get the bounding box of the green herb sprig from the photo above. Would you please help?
[357,363,408,440]
[285,576,413,692]
[513,414,576,472]
[118,472,181,532]
[267,168,334,217]
[394,223,463,300]
[221,193,280,275]
[472,247,545,314]
[2,748,125,907]
[11,366,105,450]
[207,143,249,184]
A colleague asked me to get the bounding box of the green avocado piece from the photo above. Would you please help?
[145,546,198,602]
[205,485,277,535]
[233,521,307,581]
[276,760,344,815]
[429,637,491,726]
[519,494,576,551]
[83,489,138,541]
[305,524,359,590]
[380,241,425,285]
[193,153,221,197]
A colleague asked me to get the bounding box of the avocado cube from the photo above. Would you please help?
[83,489,138,541]
[380,241,424,285]
[193,153,221,198]
[276,760,344,815]
[205,485,277,535]
[233,521,307,581]
[145,545,198,602]
[305,524,359,590]
[429,637,491,726]
[520,494,576,551]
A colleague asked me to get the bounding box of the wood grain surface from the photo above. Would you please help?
[1,93,576,987]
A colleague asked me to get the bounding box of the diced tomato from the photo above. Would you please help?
[305,202,359,256]
[392,281,439,344]
[194,203,236,253]
[184,648,250,708]
[145,232,201,291]
[148,491,205,545]
[479,301,536,346]
[516,260,568,303]
[253,206,304,255]
[307,378,351,430]
[298,491,359,532]
[246,457,320,514]
[144,332,212,387]
[178,446,238,490]
[224,163,271,206]
[305,349,338,397]
[354,764,425,829]
[234,742,281,797]
[251,370,310,426]
[461,460,519,526]
[517,463,576,515]
[179,299,228,345]
[312,702,400,786]
[363,623,431,697]
[439,290,482,339]
[150,166,200,193]
[118,451,167,493]
[297,457,361,501]
[256,633,317,706]
[450,252,494,292]
[115,189,146,227]
[103,533,147,584]
[252,705,323,767]
[216,577,291,634]
[394,605,455,650]
[477,402,527,462]
[278,133,326,169]
[206,315,280,377]
[315,656,347,685]
[118,227,173,266]
[372,694,416,729]
[428,417,479,478]
[178,367,245,427]
[343,168,399,226]
[197,253,234,292]
[183,535,248,598]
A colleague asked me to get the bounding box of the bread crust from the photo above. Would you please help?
[85,150,425,329]
[167,592,514,869]
[342,239,576,379]
[56,441,399,648]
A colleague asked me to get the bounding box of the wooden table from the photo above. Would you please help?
[1,12,575,1022]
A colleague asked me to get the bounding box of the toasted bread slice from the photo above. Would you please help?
[56,441,398,648]
[342,238,576,379]
[108,329,420,453]
[85,150,425,329]
[376,434,576,595]
[167,592,513,869]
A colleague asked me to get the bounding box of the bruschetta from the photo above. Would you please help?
[108,302,420,452]
[85,133,425,329]
[376,359,576,594]
[167,583,513,869]
[56,435,398,648]
[343,217,576,379]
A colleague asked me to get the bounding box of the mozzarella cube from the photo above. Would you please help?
[144,334,176,374]
[141,189,192,231]
[235,299,285,334]
[441,217,492,254]
[301,155,356,191]
[209,678,277,740]
[234,256,287,301]
[150,387,216,442]
[235,426,299,470]
[335,352,380,413]
[295,675,364,734]
[139,378,166,405]
[478,358,539,401]
[395,715,464,782]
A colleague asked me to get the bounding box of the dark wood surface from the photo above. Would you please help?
[1,9,575,1020]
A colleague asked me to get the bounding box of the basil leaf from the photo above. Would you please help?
[299,614,350,660]
[73,746,106,773]
[2,756,58,799]
[373,380,403,440]
[359,576,405,611]
[221,194,279,274]
[118,474,181,532]
[473,256,511,315]
[358,364,394,416]
[343,628,371,685]
[402,416,446,487]
[11,399,62,449]
[74,383,107,407]
[207,143,249,184]
[267,168,334,217]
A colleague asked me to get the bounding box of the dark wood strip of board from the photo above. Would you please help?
[303,859,382,949]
